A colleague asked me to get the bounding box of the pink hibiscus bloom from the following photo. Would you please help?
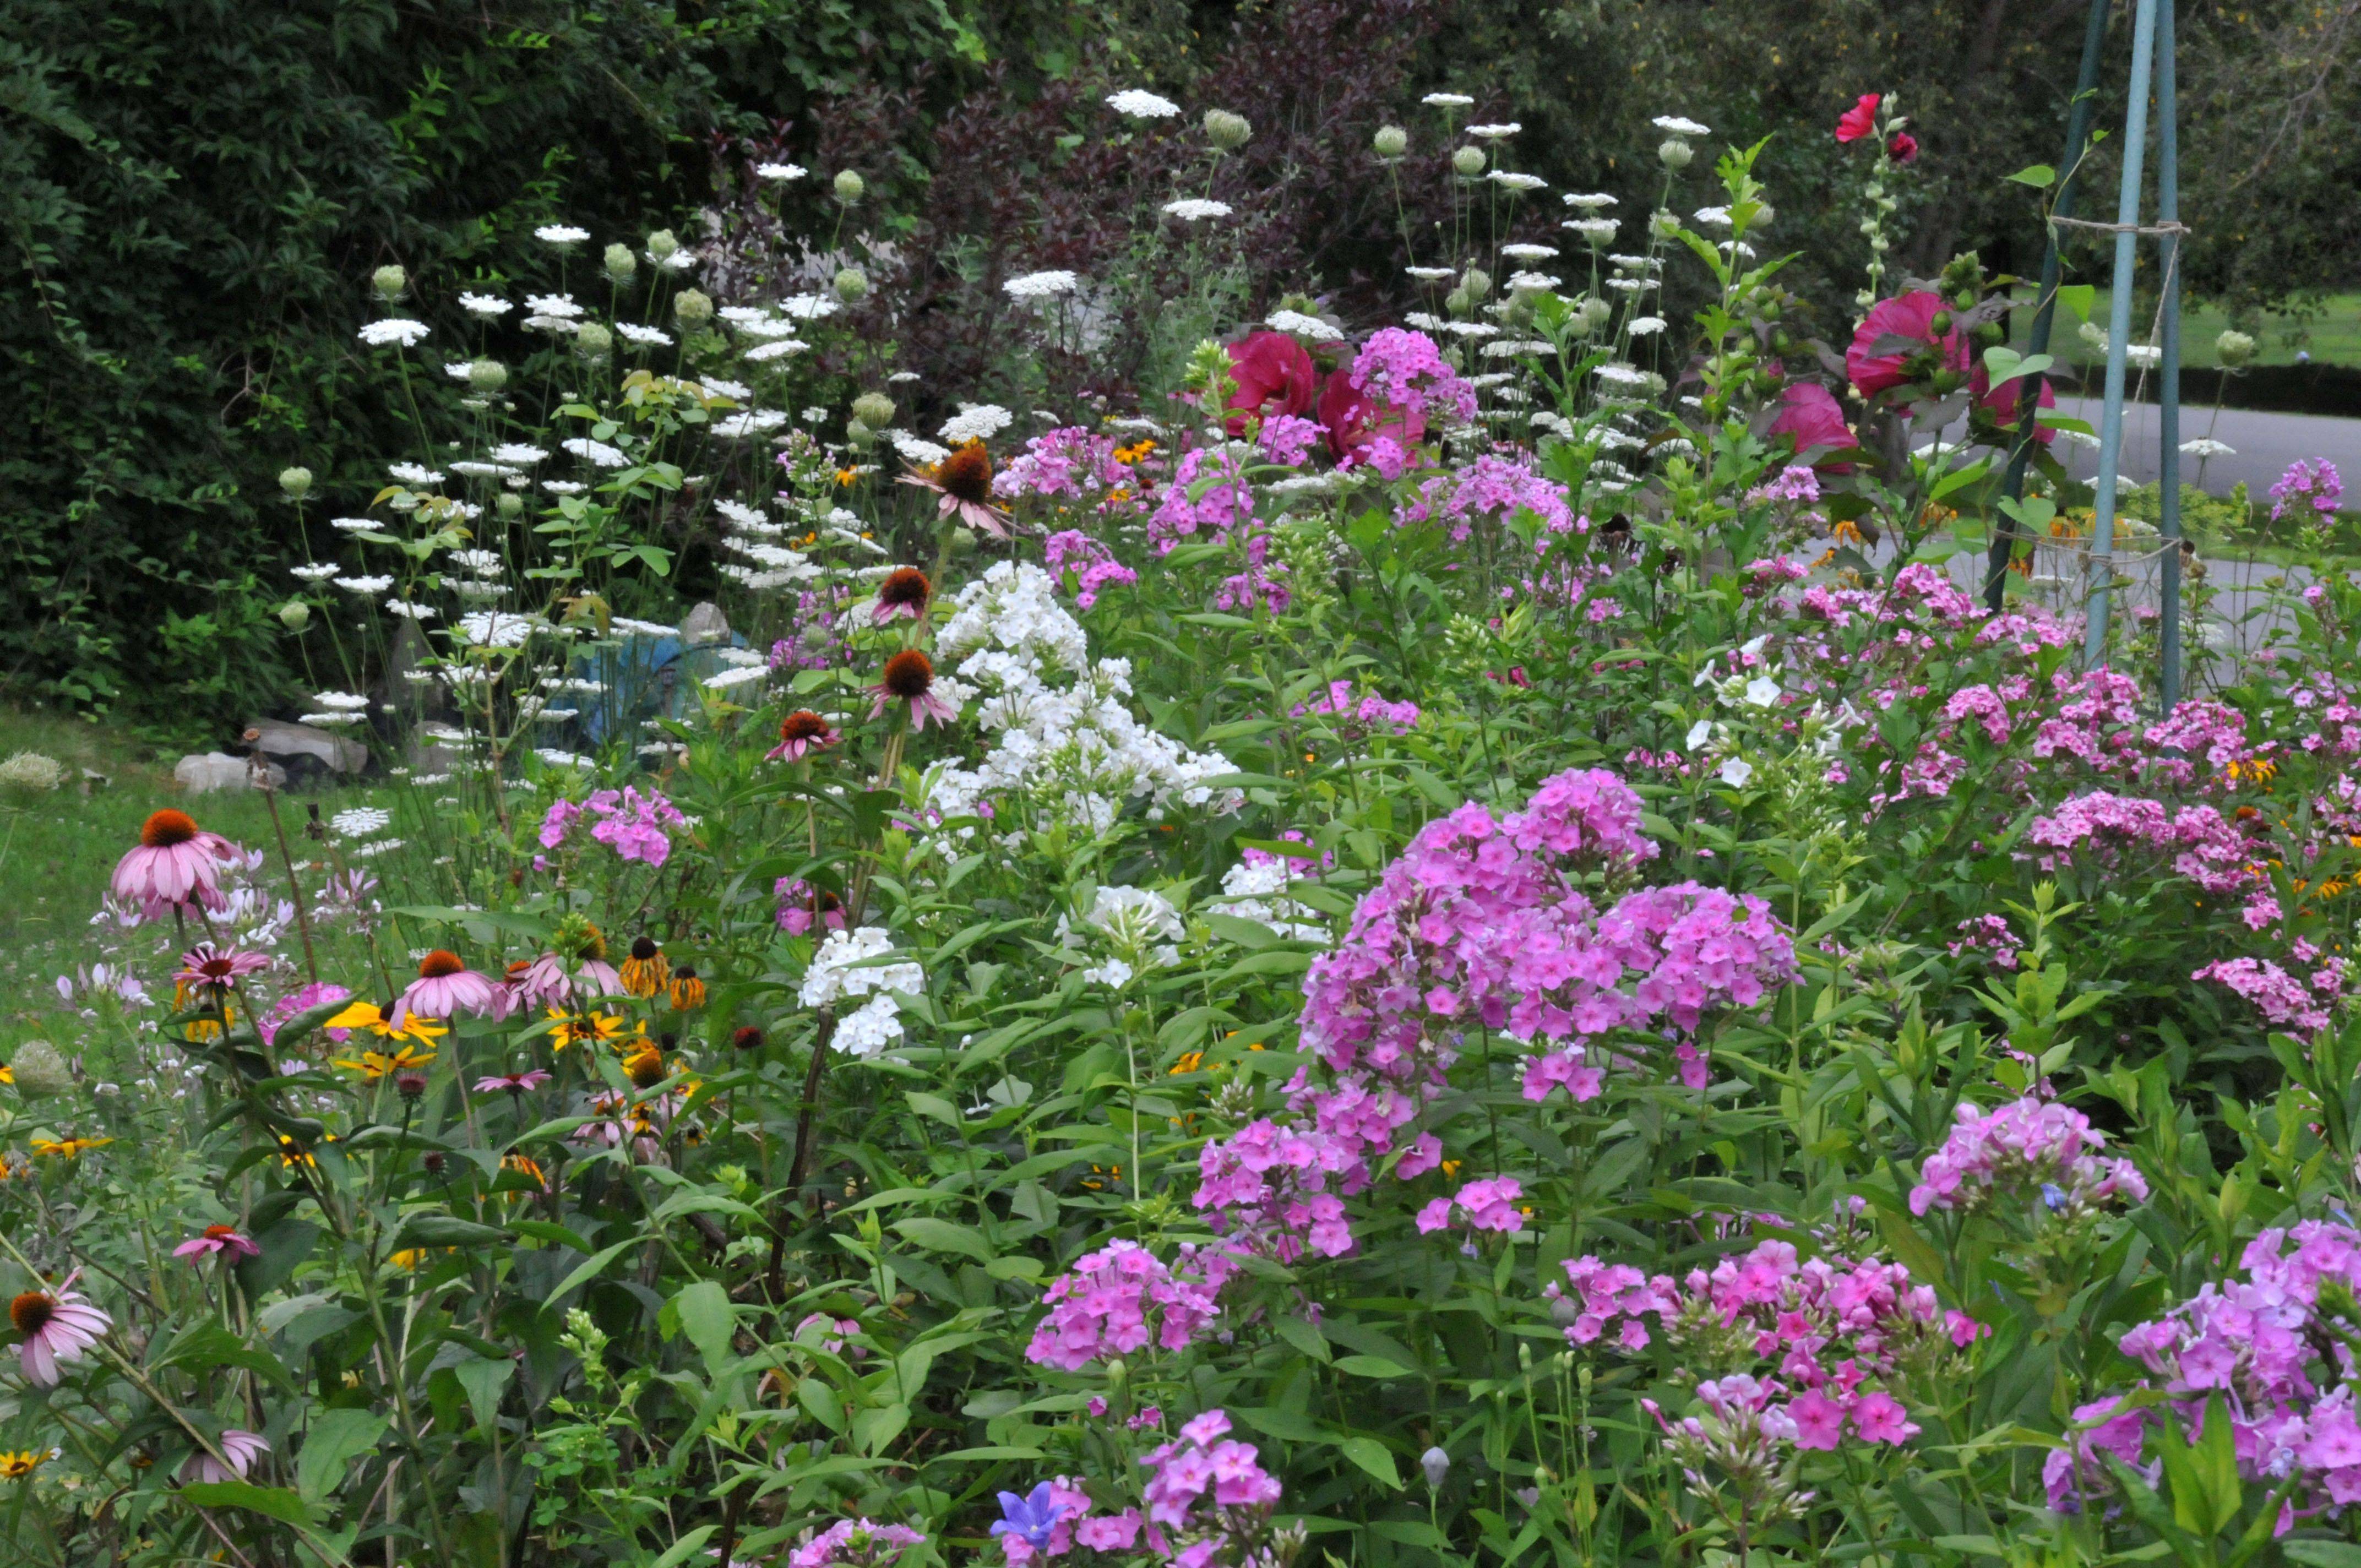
[1845,290,1968,399]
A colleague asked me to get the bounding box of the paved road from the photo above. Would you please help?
[2053,396,2359,497]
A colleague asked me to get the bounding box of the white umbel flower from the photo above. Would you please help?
[1422,92,1474,107]
[359,319,429,348]
[1004,270,1080,300]
[535,225,590,245]
[1106,89,1181,118]
[1266,309,1341,340]
[938,404,1014,444]
[1653,116,1710,137]
[1162,199,1232,222]
[755,162,806,182]
[561,437,628,467]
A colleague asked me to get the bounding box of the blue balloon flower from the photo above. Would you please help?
[990,1482,1068,1549]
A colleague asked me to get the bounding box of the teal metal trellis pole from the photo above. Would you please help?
[2155,0,2184,706]
[1983,0,2112,612]
[2081,0,2162,667]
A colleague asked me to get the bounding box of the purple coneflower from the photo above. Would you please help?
[181,1429,268,1484]
[767,709,838,762]
[111,809,240,917]
[395,949,498,1025]
[173,1225,261,1263]
[871,567,932,625]
[474,1069,551,1095]
[868,649,960,731]
[175,943,269,1006]
[11,1271,110,1386]
[900,441,1012,537]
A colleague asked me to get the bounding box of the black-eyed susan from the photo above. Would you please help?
[326,1000,447,1048]
[545,1008,630,1051]
[334,1043,437,1080]
[667,964,705,1011]
[619,937,666,999]
[0,1449,48,1479]
[29,1136,111,1159]
[622,1044,670,1090]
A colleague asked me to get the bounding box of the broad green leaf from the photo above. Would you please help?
[667,1280,737,1371]
[181,1480,316,1526]
[1339,1436,1402,1489]
[296,1409,389,1501]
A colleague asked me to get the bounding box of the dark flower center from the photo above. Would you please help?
[671,963,697,979]
[879,567,931,608]
[630,937,660,962]
[9,1291,55,1336]
[937,442,993,505]
[883,649,935,700]
[140,809,200,849]
[418,950,464,979]
[781,710,833,743]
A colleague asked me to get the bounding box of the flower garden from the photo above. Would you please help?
[5,70,2361,1568]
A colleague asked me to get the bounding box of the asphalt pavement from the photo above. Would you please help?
[2053,396,2359,497]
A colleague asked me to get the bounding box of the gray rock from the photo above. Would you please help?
[175,752,285,793]
[681,601,732,646]
[244,718,366,774]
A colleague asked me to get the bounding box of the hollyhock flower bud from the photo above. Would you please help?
[1374,124,1408,157]
[673,288,714,327]
[834,267,868,302]
[602,243,637,282]
[278,466,313,499]
[278,600,311,632]
[852,391,896,428]
[1203,109,1252,150]
[371,264,406,300]
[833,168,865,203]
[573,322,612,361]
[468,358,508,393]
[1658,138,1693,170]
[645,227,679,260]
[1451,145,1487,177]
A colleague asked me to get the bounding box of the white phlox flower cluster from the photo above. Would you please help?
[1203,858,1329,945]
[1057,884,1186,987]
[921,563,1242,841]
[799,927,926,1059]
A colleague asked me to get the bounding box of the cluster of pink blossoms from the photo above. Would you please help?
[2195,955,2344,1034]
[1140,1410,1291,1568]
[1415,1176,1525,1239]
[1907,1092,2147,1217]
[1396,452,1576,541]
[1146,447,1255,555]
[1555,1231,1974,1453]
[1042,529,1139,608]
[1192,767,1797,1262]
[1024,1239,1239,1372]
[993,427,1129,503]
[1295,680,1419,734]
[787,1519,927,1568]
[538,786,687,869]
[2270,457,2343,522]
[2026,790,2255,896]
[2054,1222,2361,1517]
[1348,328,1477,424]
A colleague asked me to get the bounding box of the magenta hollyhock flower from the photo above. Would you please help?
[474,1069,552,1093]
[1886,129,1919,164]
[10,1270,110,1385]
[1766,383,1856,469]
[1835,91,1881,143]
[395,949,498,1025]
[1846,290,1967,399]
[182,1429,269,1485]
[1970,362,2056,444]
[173,1225,262,1264]
[868,649,960,731]
[112,809,241,917]
[1223,330,1317,435]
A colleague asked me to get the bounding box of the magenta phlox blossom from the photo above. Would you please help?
[542,788,687,868]
[1137,1408,1286,1567]
[1147,445,1255,555]
[1025,1239,1239,1371]
[786,1518,927,1568]
[2270,458,2343,522]
[1296,679,1419,733]
[994,427,1128,502]
[1415,1176,1526,1237]
[1396,452,1576,540]
[1043,530,1139,608]
[2195,955,2340,1034]
[1907,1092,2148,1217]
[1349,328,1477,422]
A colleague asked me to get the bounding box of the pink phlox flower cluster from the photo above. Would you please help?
[1043,530,1139,609]
[2142,699,2256,787]
[1415,1175,1526,1237]
[1747,465,1823,505]
[1598,883,1796,1033]
[774,876,848,936]
[1214,556,1291,616]
[1907,1092,2148,1216]
[1025,1239,1239,1371]
[1398,453,1576,541]
[1349,328,1477,422]
[787,1519,927,1568]
[554,787,687,867]
[2195,955,2340,1034]
[2270,458,2344,522]
[2042,1396,2155,1512]
[1147,446,1255,554]
[2031,669,2146,771]
[1941,683,2017,745]
[1193,1117,1363,1263]
[1974,607,2078,656]
[1296,679,1419,733]
[1139,1409,1286,1568]
[994,1476,1143,1566]
[2027,791,2259,896]
[1258,415,1321,468]
[1946,914,2020,970]
[769,584,853,672]
[2099,1222,2361,1516]
[994,427,1128,500]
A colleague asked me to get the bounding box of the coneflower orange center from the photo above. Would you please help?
[418,949,464,978]
[937,442,992,505]
[140,809,200,848]
[203,1224,238,1241]
[882,649,934,699]
[879,567,931,608]
[9,1291,55,1336]
[781,710,831,742]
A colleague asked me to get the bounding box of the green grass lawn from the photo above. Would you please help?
[0,707,393,1035]
[2026,288,2360,368]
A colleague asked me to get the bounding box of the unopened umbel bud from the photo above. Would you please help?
[8,1041,73,1099]
[1373,124,1408,158]
[833,169,865,204]
[645,228,679,260]
[1203,109,1252,151]
[278,600,312,632]
[573,322,613,360]
[603,243,637,282]
[851,391,896,429]
[1451,145,1487,178]
[1658,138,1694,170]
[2216,329,2256,369]
[278,466,313,500]
[833,268,868,303]
[674,288,714,327]
[468,359,508,393]
[371,264,407,301]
